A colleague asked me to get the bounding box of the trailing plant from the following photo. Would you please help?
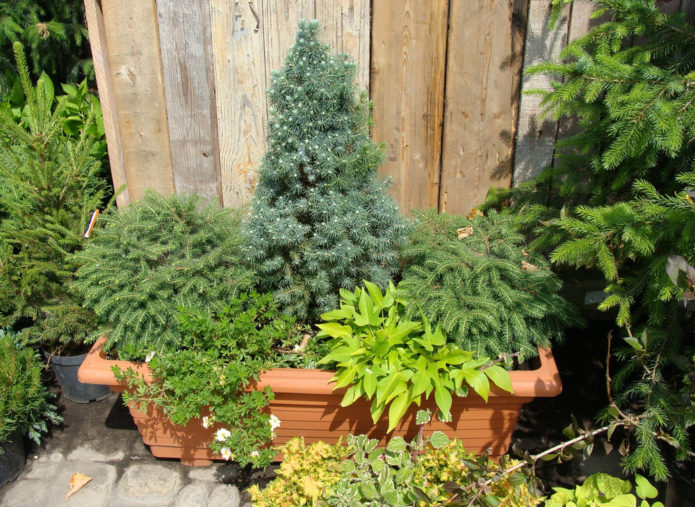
[0,0,93,95]
[0,42,106,353]
[317,281,513,432]
[72,191,255,360]
[244,19,407,320]
[399,209,581,360]
[113,292,300,469]
[547,472,662,507]
[0,334,62,445]
[248,410,541,506]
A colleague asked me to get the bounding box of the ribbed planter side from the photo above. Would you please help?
[79,338,562,466]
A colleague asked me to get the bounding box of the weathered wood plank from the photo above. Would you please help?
[315,0,370,92]
[371,0,449,213]
[512,0,570,187]
[210,0,268,207]
[101,0,174,201]
[157,0,221,203]
[439,0,527,215]
[83,0,129,208]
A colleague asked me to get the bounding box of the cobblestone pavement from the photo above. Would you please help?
[0,392,277,506]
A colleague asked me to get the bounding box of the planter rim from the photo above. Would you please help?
[78,337,562,398]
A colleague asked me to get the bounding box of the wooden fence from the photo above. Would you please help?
[84,0,694,215]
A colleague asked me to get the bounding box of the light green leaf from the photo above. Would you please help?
[433,383,452,417]
[634,474,658,499]
[320,307,352,321]
[463,370,490,402]
[363,280,385,309]
[483,365,513,393]
[415,410,431,425]
[386,436,407,452]
[387,391,410,432]
[429,431,450,449]
[316,322,352,338]
[364,370,377,398]
[340,384,362,407]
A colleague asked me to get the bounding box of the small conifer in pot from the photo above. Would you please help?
[244,20,407,320]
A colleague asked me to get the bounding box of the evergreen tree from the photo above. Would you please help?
[244,20,407,320]
[0,43,105,353]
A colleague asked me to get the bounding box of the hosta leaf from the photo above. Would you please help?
[463,370,490,402]
[483,365,513,393]
[387,391,410,432]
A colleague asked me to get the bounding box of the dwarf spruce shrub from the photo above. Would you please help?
[244,20,407,320]
[72,191,254,359]
[399,210,581,360]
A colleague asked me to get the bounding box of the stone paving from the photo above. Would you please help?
[0,392,277,507]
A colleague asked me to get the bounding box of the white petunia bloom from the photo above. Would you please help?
[202,416,211,429]
[220,447,232,461]
[269,414,281,431]
[215,428,231,442]
[145,351,155,363]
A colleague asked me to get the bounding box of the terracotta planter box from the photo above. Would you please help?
[78,337,562,466]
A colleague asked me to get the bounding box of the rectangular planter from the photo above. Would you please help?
[78,337,562,466]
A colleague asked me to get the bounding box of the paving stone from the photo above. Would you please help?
[67,444,125,462]
[207,484,240,507]
[115,464,181,505]
[175,483,209,507]
[24,460,61,479]
[36,451,64,463]
[1,462,116,507]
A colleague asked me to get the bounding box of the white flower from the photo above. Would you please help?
[250,450,260,458]
[269,414,281,431]
[145,351,155,363]
[293,344,303,352]
[202,416,211,429]
[220,447,232,461]
[215,428,231,442]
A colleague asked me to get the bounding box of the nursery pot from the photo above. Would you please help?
[44,350,111,403]
[79,337,563,467]
[0,429,25,487]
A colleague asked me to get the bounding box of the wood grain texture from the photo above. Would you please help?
[157,0,221,203]
[210,0,268,207]
[101,0,174,201]
[83,0,129,208]
[316,0,370,92]
[439,0,527,215]
[512,0,570,187]
[371,0,449,213]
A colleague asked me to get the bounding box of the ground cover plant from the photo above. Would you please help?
[485,0,695,481]
[0,43,106,354]
[244,19,407,320]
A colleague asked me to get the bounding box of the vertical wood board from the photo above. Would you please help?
[371,0,449,213]
[439,0,527,215]
[84,0,129,208]
[101,0,174,201]
[512,0,570,187]
[316,0,371,92]
[157,0,221,202]
[210,0,268,207]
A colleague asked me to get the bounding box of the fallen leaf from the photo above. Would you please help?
[521,260,539,272]
[521,249,529,257]
[467,208,483,220]
[457,227,474,240]
[66,472,92,499]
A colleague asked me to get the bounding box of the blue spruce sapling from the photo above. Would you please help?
[245,20,406,319]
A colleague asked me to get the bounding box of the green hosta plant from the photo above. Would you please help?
[547,472,662,507]
[317,281,512,432]
[113,291,299,468]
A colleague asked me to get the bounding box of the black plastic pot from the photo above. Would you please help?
[0,429,25,487]
[43,350,111,403]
